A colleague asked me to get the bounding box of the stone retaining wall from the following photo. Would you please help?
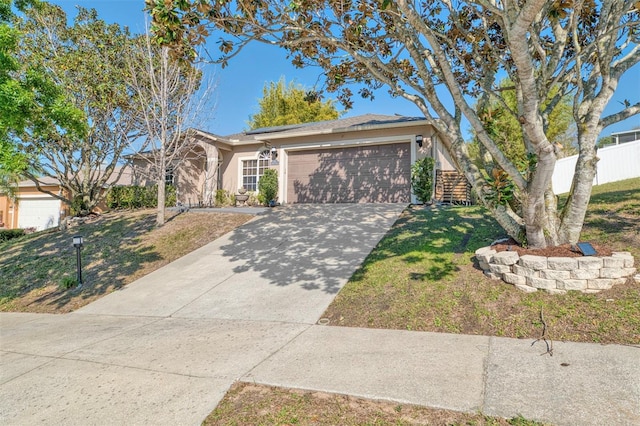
[475,247,637,294]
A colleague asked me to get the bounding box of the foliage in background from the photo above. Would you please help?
[0,0,86,194]
[485,169,515,207]
[472,79,576,168]
[248,77,341,130]
[106,185,176,210]
[257,168,278,205]
[411,156,435,204]
[146,0,640,250]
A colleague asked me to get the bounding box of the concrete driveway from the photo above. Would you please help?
[0,204,406,425]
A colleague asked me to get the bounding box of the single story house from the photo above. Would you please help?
[131,114,458,206]
[0,168,133,231]
[1,114,462,231]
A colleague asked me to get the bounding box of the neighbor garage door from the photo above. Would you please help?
[17,197,61,231]
[287,143,411,203]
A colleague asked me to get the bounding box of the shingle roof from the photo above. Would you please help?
[223,114,426,143]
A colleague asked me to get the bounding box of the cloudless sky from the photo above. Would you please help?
[49,0,639,139]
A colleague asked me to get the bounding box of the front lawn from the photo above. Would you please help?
[0,209,253,313]
[323,178,640,345]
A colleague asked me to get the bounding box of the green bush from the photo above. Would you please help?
[258,169,278,206]
[59,276,77,290]
[411,157,435,204]
[106,185,176,210]
[0,229,25,242]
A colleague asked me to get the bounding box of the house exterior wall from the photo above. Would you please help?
[219,143,267,194]
[0,185,62,230]
[129,139,223,206]
[213,122,457,204]
[0,195,10,228]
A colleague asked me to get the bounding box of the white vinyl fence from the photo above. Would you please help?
[552,139,640,194]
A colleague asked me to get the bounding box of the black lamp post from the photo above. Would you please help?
[73,235,84,290]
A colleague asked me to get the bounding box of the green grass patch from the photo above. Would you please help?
[325,178,640,345]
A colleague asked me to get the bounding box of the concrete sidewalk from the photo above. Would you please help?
[1,204,638,425]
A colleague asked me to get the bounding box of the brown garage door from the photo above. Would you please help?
[287,143,411,203]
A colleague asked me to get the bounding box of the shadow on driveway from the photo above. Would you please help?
[218,204,406,294]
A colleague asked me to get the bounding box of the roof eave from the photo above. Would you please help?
[254,119,432,141]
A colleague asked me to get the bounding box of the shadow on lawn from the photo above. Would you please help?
[583,187,640,232]
[0,212,161,311]
[350,204,503,283]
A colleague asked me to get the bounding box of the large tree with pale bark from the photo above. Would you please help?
[15,2,141,214]
[145,0,639,248]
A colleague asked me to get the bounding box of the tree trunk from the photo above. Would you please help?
[557,137,599,244]
[157,179,165,226]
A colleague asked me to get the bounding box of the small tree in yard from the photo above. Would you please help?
[411,157,435,204]
[146,0,640,249]
[127,32,214,226]
[258,168,278,206]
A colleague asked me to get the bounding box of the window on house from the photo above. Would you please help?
[165,167,175,186]
[241,150,270,191]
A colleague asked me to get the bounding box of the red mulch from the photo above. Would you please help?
[491,238,613,258]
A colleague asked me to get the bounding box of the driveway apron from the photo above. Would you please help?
[0,204,406,425]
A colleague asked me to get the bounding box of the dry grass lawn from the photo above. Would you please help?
[0,209,253,313]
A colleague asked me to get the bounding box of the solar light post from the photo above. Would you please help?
[73,235,84,290]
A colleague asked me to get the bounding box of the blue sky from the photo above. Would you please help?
[49,0,639,139]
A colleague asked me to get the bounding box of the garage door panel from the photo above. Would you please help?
[17,198,61,231]
[287,143,410,204]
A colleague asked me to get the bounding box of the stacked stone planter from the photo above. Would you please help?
[475,246,636,294]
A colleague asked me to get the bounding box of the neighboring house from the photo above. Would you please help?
[0,177,62,231]
[130,114,457,205]
[0,168,133,231]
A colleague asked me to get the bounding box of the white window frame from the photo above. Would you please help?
[239,149,270,192]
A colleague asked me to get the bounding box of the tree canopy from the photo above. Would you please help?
[474,79,577,166]
[0,0,85,193]
[248,77,341,130]
[150,1,638,248]
[14,2,141,213]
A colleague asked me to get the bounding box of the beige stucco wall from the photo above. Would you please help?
[0,195,10,228]
[212,122,458,204]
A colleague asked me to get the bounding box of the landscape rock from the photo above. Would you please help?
[526,276,557,290]
[547,257,578,271]
[612,252,635,268]
[489,264,512,274]
[503,273,526,286]
[587,279,615,290]
[557,279,587,291]
[602,257,625,268]
[519,255,548,270]
[577,257,603,270]
[571,269,600,280]
[540,269,570,280]
[513,264,539,279]
[515,284,537,293]
[491,251,520,266]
